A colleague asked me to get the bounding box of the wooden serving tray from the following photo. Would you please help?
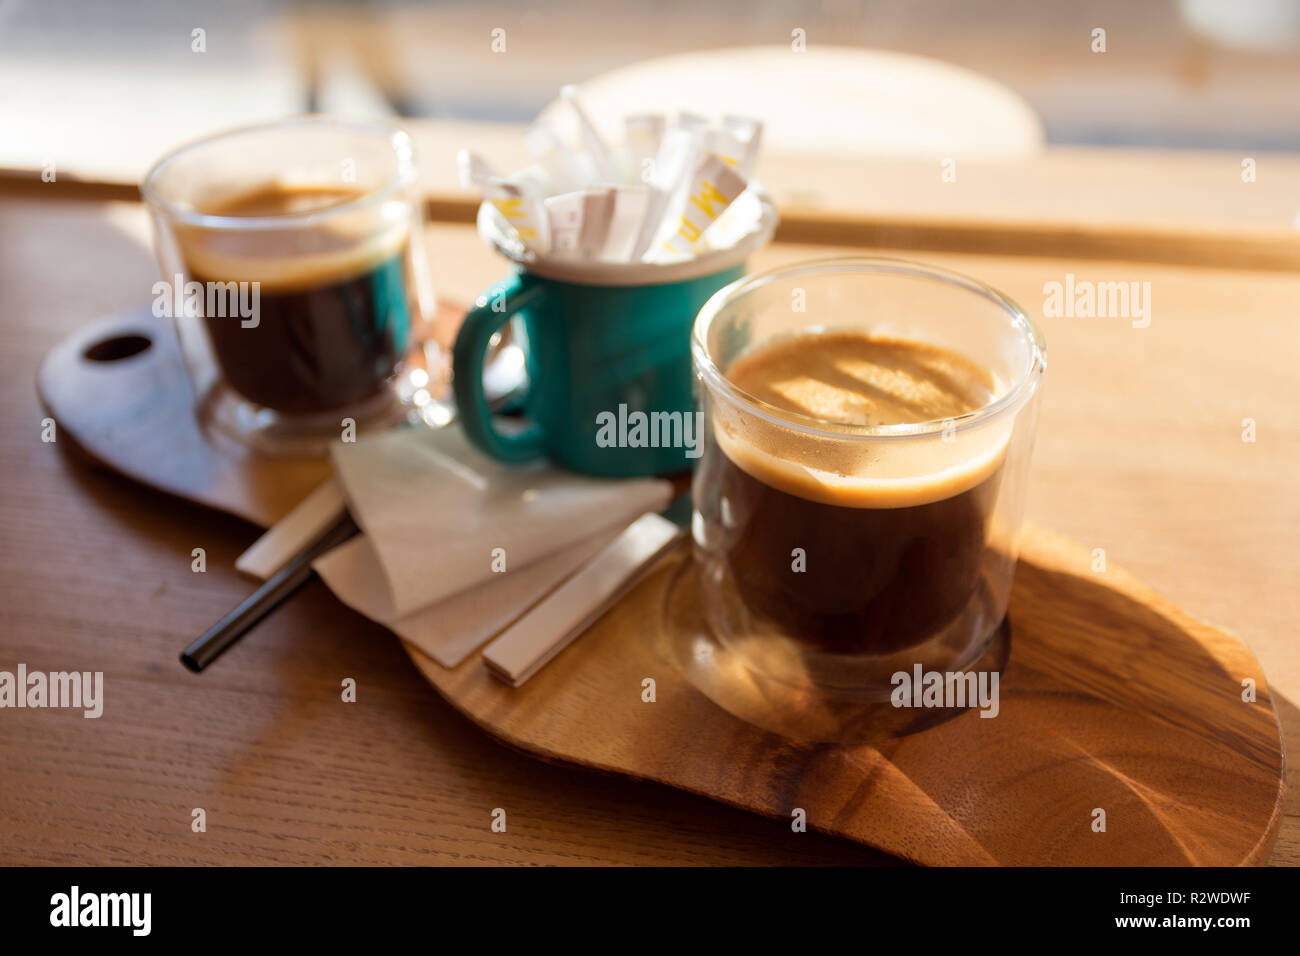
[39,308,1286,865]
[413,539,1285,865]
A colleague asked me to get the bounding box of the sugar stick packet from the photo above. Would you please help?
[624,113,666,185]
[561,85,619,184]
[543,185,653,261]
[717,115,763,177]
[457,149,503,188]
[643,153,748,263]
[600,185,651,261]
[544,188,614,258]
[460,149,551,255]
[524,122,586,193]
[465,94,767,265]
[677,110,709,133]
[628,122,706,259]
[695,186,762,253]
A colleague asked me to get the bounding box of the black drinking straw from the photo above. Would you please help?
[180,511,360,672]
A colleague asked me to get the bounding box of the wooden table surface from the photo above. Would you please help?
[1,187,1297,865]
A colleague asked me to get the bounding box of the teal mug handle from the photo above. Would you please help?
[453,272,546,463]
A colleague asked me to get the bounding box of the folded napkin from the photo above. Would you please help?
[308,425,671,667]
[315,526,621,667]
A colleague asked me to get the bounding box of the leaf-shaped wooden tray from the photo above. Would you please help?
[405,533,1284,865]
[41,309,1286,865]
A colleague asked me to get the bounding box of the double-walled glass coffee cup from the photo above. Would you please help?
[142,117,437,456]
[691,258,1046,696]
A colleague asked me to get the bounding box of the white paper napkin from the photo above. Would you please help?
[328,425,671,617]
[287,424,672,667]
[313,523,622,667]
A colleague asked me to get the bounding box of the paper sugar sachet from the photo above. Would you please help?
[458,150,551,255]
[463,87,775,268]
[314,522,623,667]
[642,153,748,262]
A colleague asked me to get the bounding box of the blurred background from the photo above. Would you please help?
[3,0,1299,170]
[3,0,1298,252]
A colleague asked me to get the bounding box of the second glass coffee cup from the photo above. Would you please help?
[690,257,1046,696]
[142,117,437,456]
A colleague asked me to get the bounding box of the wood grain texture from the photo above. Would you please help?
[405,528,1284,866]
[33,296,469,529]
[28,211,1290,866]
[2,195,1298,865]
[29,312,1290,861]
[35,307,329,528]
[0,197,889,865]
[7,136,1300,272]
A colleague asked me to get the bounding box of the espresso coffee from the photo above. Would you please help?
[702,331,1005,655]
[180,184,412,414]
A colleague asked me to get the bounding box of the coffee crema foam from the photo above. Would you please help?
[715,331,1012,509]
[175,184,410,293]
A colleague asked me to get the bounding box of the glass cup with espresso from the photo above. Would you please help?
[691,257,1046,696]
[142,117,436,456]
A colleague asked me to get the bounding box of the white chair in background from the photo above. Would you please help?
[537,45,1045,161]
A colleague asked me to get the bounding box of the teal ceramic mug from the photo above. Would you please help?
[454,200,777,477]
